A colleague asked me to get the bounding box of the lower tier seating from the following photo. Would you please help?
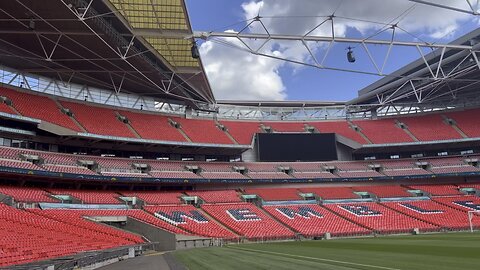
[201,203,296,239]
[432,195,480,212]
[324,202,439,233]
[263,204,370,237]
[383,200,480,230]
[144,205,237,238]
[0,205,142,267]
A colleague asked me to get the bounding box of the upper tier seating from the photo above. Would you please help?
[351,185,413,198]
[383,200,480,230]
[324,202,438,233]
[201,203,295,239]
[219,121,261,145]
[0,101,15,114]
[445,109,480,138]
[406,184,463,196]
[4,86,480,145]
[0,186,57,203]
[400,114,462,141]
[186,190,242,203]
[48,189,121,204]
[263,122,307,132]
[119,110,186,142]
[144,205,237,238]
[244,188,301,201]
[0,205,141,267]
[299,187,358,200]
[60,100,135,137]
[309,121,368,144]
[0,87,80,131]
[173,117,233,144]
[353,119,413,144]
[263,204,370,237]
[120,191,184,205]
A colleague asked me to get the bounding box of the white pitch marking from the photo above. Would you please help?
[227,246,402,270]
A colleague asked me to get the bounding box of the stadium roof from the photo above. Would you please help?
[0,0,214,108]
[348,28,480,110]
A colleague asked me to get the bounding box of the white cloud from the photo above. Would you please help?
[200,38,286,101]
[200,0,475,101]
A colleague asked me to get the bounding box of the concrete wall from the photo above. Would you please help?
[124,217,177,251]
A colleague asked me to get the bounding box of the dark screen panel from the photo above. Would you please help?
[257,133,338,162]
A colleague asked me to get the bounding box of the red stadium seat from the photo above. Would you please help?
[201,203,295,239]
[264,204,370,237]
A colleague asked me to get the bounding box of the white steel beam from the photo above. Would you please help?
[194,31,473,50]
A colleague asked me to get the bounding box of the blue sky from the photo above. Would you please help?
[186,0,479,102]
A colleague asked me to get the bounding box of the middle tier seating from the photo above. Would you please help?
[406,184,463,196]
[299,187,358,200]
[0,186,57,203]
[351,185,413,198]
[186,190,242,203]
[244,188,301,201]
[120,191,184,205]
[48,189,122,204]
[201,203,296,239]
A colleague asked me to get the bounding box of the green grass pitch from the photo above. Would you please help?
[173,232,480,270]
